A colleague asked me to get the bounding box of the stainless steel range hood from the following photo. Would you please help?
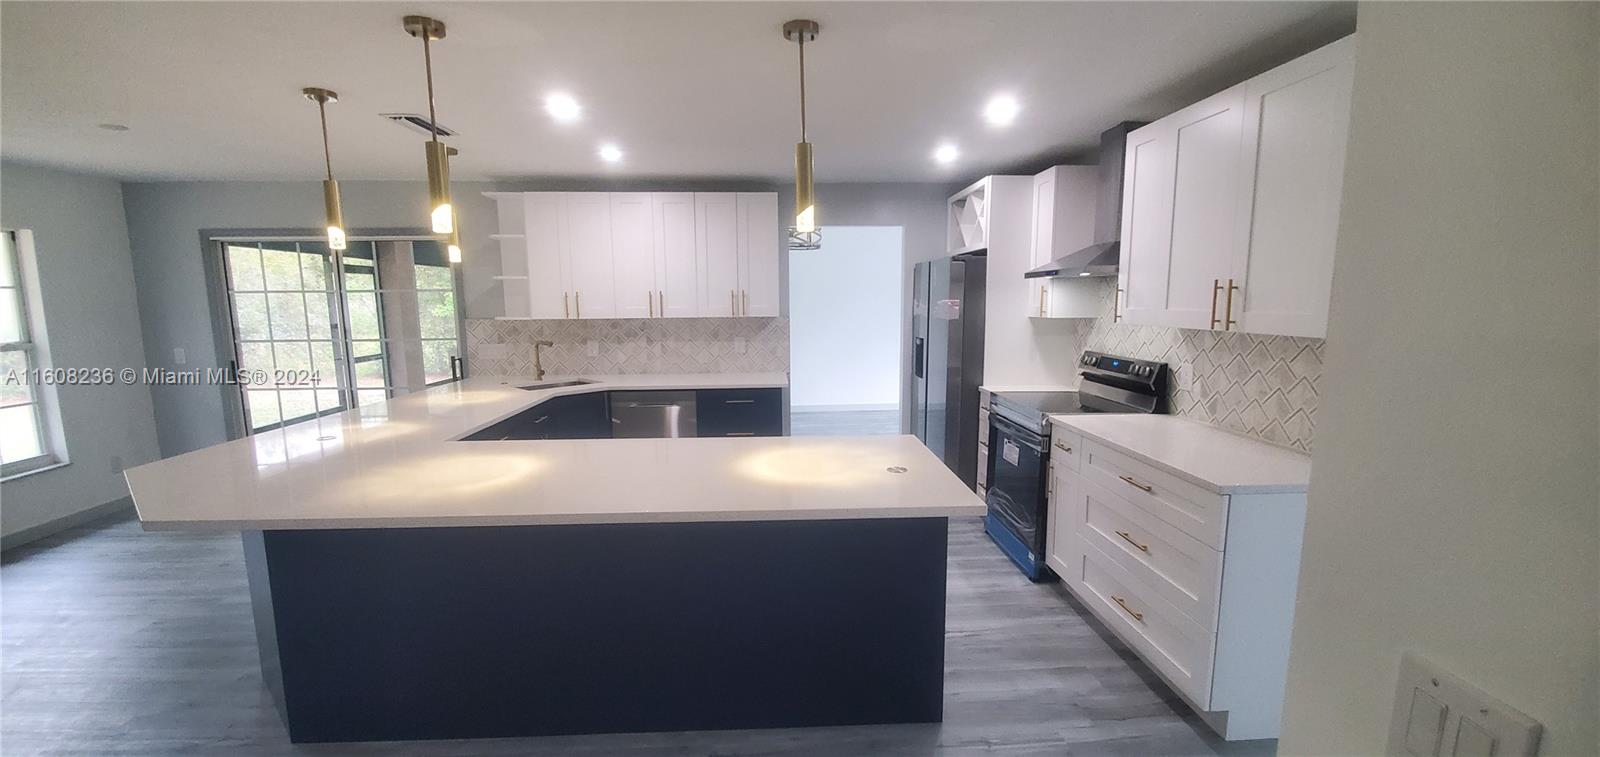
[1025,122,1143,279]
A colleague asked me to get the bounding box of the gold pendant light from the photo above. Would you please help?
[302,87,346,251]
[784,20,820,244]
[404,15,453,234]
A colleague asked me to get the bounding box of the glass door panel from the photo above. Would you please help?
[221,237,464,434]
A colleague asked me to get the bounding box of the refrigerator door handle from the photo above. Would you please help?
[914,337,926,379]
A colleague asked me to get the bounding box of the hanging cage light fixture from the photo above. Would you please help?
[403,15,454,235]
[302,87,346,251]
[783,19,822,250]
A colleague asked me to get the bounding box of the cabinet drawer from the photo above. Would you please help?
[1048,425,1082,473]
[1081,440,1228,549]
[1072,544,1216,708]
[696,388,783,437]
[1077,473,1222,628]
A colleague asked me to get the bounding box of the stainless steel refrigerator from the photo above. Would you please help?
[909,253,986,490]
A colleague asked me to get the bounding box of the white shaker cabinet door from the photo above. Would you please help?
[522,192,569,319]
[1118,123,1175,327]
[696,193,741,317]
[737,192,780,318]
[652,193,700,318]
[609,193,657,319]
[1229,37,1355,339]
[562,193,617,319]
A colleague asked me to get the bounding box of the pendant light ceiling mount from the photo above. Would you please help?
[302,86,346,252]
[402,15,446,42]
[404,14,455,237]
[783,18,822,250]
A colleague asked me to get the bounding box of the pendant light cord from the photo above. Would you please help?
[422,30,439,144]
[317,99,333,181]
[798,34,808,142]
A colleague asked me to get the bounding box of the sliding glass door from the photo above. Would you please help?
[221,238,463,434]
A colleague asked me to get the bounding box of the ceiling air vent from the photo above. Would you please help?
[380,113,457,138]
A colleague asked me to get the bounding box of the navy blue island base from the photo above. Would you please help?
[242,516,949,743]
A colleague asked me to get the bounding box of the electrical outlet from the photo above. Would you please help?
[173,347,186,365]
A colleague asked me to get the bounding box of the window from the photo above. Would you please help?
[0,230,60,477]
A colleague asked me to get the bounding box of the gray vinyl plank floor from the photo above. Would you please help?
[0,513,1275,756]
[790,409,901,436]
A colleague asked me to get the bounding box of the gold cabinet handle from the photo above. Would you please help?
[1113,288,1123,322]
[1053,440,1072,453]
[1118,474,1154,493]
[1225,278,1238,331]
[575,290,582,318]
[1110,595,1144,622]
[1039,285,1046,317]
[1209,279,1222,329]
[1115,530,1150,554]
[731,289,737,316]
[564,291,570,319]
[742,289,749,316]
[658,290,664,316]
[648,290,654,318]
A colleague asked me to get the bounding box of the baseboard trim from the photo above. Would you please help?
[1,496,135,552]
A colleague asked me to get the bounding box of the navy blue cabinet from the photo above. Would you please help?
[696,388,784,437]
[461,393,612,441]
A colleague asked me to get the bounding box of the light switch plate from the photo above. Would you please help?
[1387,652,1542,757]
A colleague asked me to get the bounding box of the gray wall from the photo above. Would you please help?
[0,162,161,540]
[1278,3,1599,753]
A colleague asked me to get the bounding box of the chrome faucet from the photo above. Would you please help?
[533,340,554,380]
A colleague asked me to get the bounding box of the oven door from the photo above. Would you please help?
[986,414,1048,555]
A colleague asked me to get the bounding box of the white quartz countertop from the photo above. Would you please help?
[125,373,985,531]
[1048,414,1312,495]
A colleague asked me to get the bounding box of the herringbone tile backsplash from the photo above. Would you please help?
[1062,280,1324,452]
[465,318,789,377]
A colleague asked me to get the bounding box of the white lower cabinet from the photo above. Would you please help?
[486,190,779,320]
[1045,417,1307,741]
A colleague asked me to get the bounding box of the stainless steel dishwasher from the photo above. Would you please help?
[608,391,698,438]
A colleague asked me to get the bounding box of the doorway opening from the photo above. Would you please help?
[216,237,464,435]
[787,226,904,436]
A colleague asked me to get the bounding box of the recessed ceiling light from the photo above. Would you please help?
[933,143,960,165]
[1078,272,1093,277]
[545,93,581,123]
[983,94,1020,127]
[97,123,130,132]
[598,144,623,163]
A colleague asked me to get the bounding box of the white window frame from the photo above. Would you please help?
[1,229,67,479]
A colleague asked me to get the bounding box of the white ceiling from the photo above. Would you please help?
[0,2,1354,183]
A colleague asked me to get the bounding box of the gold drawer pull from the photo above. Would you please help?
[1053,441,1072,453]
[1118,474,1154,493]
[1115,530,1150,553]
[1209,279,1222,329]
[1111,595,1144,622]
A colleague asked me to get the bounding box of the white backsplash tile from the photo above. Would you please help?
[1058,280,1324,452]
[465,318,789,377]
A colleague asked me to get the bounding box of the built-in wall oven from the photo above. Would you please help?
[984,351,1168,581]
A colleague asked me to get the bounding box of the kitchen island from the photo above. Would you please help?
[124,375,985,743]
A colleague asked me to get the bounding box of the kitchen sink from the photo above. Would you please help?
[516,379,599,391]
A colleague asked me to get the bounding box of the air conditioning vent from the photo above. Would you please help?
[380,113,457,138]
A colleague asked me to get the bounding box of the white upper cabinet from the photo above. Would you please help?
[609,193,656,319]
[522,193,568,320]
[489,191,780,320]
[562,193,617,319]
[696,193,741,317]
[1119,36,1355,338]
[738,193,780,317]
[1229,37,1356,338]
[1028,166,1104,319]
[652,193,699,318]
